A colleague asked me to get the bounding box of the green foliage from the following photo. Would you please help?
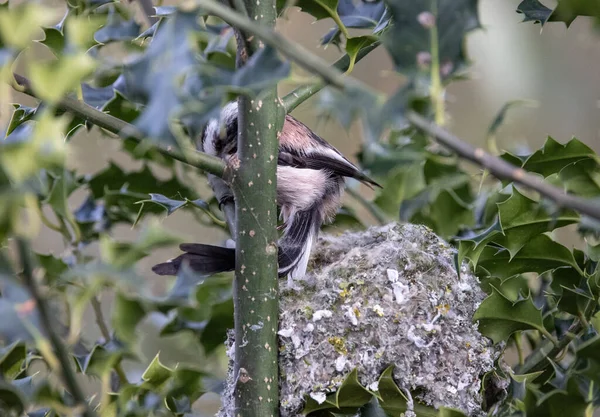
[1,0,600,416]
[517,0,600,26]
[303,367,438,417]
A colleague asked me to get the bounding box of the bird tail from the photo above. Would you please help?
[151,243,235,276]
[277,205,321,279]
[152,207,321,279]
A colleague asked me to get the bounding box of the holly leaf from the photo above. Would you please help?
[94,10,140,44]
[304,368,372,414]
[0,341,26,379]
[558,158,600,198]
[6,104,37,136]
[516,0,554,24]
[296,0,340,22]
[477,234,581,280]
[321,0,389,45]
[473,287,548,344]
[376,366,437,417]
[493,188,579,257]
[345,35,378,71]
[521,137,596,177]
[382,0,480,78]
[517,0,600,26]
[38,27,65,57]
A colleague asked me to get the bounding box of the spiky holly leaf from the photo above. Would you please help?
[382,0,480,78]
[521,137,596,178]
[493,188,579,257]
[321,0,389,45]
[0,342,27,379]
[517,0,600,27]
[94,9,141,44]
[477,234,581,280]
[303,368,372,414]
[559,158,600,198]
[473,287,548,344]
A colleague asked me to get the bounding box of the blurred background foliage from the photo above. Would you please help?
[1,0,600,416]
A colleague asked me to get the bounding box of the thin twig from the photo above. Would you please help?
[407,112,600,222]
[11,73,227,179]
[16,238,97,417]
[90,296,129,385]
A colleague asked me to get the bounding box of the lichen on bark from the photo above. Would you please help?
[219,222,503,417]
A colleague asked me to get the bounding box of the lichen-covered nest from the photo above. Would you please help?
[221,223,501,417]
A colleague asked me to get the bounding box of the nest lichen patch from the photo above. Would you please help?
[219,223,501,417]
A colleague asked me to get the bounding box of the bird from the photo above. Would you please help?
[152,101,380,284]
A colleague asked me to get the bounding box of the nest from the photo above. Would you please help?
[219,223,503,417]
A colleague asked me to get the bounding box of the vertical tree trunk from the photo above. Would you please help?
[231,0,281,415]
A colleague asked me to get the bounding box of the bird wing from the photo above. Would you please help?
[278,149,381,188]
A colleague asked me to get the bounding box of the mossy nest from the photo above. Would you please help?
[219,223,503,417]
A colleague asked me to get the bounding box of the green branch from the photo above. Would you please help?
[11,73,227,179]
[16,239,97,417]
[228,0,280,415]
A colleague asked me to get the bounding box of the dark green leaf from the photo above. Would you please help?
[0,341,26,379]
[94,10,140,44]
[494,188,579,257]
[104,91,141,124]
[346,35,378,70]
[6,105,37,136]
[477,234,581,280]
[0,380,26,415]
[142,354,172,388]
[517,0,600,26]
[438,408,467,417]
[516,0,554,24]
[382,0,480,78]
[296,0,340,22]
[376,366,437,417]
[321,0,389,45]
[38,27,65,57]
[522,137,595,178]
[558,158,600,198]
[473,287,548,344]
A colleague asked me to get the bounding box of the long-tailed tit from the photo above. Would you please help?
[152,102,380,282]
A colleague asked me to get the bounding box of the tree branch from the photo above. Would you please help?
[407,112,600,222]
[229,0,280,414]
[191,2,600,222]
[16,239,97,417]
[11,73,227,179]
[282,41,381,113]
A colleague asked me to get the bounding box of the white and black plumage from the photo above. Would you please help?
[152,102,380,281]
